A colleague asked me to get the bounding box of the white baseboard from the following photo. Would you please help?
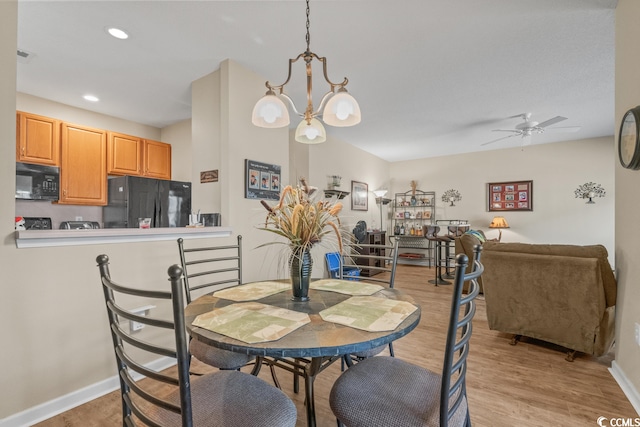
[0,357,175,427]
[610,360,640,416]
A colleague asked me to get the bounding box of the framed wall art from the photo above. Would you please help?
[351,180,368,211]
[487,180,533,212]
[245,159,281,200]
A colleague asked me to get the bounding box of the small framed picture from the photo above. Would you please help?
[351,181,368,211]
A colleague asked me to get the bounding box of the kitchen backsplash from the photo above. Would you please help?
[16,200,103,229]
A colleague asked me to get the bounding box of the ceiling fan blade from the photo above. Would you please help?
[508,113,530,120]
[481,134,519,146]
[491,129,521,133]
[545,126,581,133]
[537,116,567,128]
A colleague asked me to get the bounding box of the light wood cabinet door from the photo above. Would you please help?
[59,123,107,205]
[16,111,60,166]
[107,132,142,176]
[142,139,171,180]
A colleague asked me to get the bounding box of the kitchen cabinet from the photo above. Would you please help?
[107,134,171,180]
[391,189,436,266]
[107,131,142,176]
[16,111,60,166]
[142,139,171,180]
[59,122,107,205]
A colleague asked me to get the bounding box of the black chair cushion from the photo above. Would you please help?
[330,356,467,427]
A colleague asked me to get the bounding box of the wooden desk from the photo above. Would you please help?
[184,282,421,427]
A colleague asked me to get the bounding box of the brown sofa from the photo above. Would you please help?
[481,241,617,358]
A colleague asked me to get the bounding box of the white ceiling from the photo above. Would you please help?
[16,0,617,162]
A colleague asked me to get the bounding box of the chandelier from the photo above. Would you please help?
[251,0,361,144]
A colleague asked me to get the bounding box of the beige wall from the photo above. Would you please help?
[390,137,616,258]
[615,0,640,406]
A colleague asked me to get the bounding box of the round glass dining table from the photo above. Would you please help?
[184,281,421,427]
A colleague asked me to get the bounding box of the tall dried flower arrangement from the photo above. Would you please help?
[259,177,343,254]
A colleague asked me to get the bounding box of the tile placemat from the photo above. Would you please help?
[319,296,417,332]
[310,279,383,296]
[212,281,290,301]
[192,302,310,344]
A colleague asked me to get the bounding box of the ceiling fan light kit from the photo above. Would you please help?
[251,0,361,144]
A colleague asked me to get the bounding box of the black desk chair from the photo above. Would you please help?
[95,255,297,427]
[330,246,484,427]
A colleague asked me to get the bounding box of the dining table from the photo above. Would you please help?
[184,279,422,427]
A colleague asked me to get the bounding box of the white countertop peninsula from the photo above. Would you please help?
[15,226,233,248]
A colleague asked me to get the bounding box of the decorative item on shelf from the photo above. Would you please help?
[328,175,342,189]
[441,189,462,206]
[574,182,606,204]
[251,0,361,144]
[259,177,344,301]
[489,216,510,242]
[410,181,418,205]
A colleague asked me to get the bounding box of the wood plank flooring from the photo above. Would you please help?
[34,264,637,427]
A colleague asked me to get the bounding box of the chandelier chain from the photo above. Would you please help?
[305,0,311,52]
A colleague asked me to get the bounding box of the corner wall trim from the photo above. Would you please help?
[0,357,175,427]
[609,360,640,416]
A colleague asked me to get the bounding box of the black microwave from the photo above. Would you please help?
[15,162,60,201]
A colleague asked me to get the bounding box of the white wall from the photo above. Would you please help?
[614,0,640,410]
[389,137,615,260]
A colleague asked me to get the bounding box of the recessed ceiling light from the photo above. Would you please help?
[83,94,99,102]
[107,27,129,40]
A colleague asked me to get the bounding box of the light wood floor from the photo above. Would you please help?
[35,265,637,427]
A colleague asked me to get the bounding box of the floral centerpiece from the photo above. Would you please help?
[260,177,343,301]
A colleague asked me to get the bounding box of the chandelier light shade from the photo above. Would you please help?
[441,189,462,206]
[574,182,606,204]
[251,0,361,143]
[295,118,326,144]
[251,92,290,128]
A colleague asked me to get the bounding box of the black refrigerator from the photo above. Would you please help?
[103,176,192,228]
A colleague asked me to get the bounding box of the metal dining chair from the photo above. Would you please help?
[177,236,256,371]
[340,239,400,363]
[95,255,297,427]
[330,246,484,427]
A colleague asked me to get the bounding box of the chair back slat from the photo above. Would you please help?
[178,236,243,303]
[96,254,194,426]
[440,245,483,427]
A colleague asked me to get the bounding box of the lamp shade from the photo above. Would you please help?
[323,90,361,127]
[295,118,327,144]
[489,216,509,229]
[251,94,290,128]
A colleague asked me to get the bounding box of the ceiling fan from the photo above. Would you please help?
[481,113,581,146]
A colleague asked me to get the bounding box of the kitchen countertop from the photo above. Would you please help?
[14,226,233,248]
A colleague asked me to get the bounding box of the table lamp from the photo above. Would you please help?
[489,216,509,241]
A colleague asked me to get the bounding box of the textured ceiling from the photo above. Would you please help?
[16,0,617,162]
